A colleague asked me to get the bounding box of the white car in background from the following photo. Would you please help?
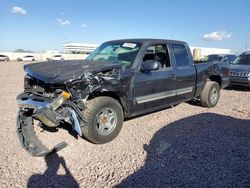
[0,55,9,61]
[17,55,36,62]
[47,55,64,61]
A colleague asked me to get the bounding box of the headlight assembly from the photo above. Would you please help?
[67,80,88,99]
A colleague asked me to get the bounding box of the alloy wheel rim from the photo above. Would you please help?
[96,107,117,136]
[210,87,218,104]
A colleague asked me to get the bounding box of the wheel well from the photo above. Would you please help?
[88,91,128,116]
[209,75,222,87]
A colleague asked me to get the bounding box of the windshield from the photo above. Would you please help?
[222,55,237,63]
[86,41,141,68]
[232,55,250,65]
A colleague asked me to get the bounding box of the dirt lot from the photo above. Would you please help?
[0,61,250,188]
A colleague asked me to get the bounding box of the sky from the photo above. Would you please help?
[0,0,250,53]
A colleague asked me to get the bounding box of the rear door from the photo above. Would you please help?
[132,43,177,114]
[170,43,196,102]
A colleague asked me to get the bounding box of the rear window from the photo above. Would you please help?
[172,44,189,67]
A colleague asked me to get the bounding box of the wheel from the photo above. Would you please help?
[32,59,35,61]
[200,81,220,108]
[81,96,123,144]
[60,58,64,61]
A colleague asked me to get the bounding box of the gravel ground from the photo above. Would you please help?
[0,61,250,188]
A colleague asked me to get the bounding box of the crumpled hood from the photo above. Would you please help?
[24,60,122,84]
[230,64,250,73]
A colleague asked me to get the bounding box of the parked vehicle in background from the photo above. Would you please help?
[207,54,237,64]
[17,55,36,62]
[230,51,250,88]
[16,39,230,157]
[47,55,64,61]
[0,55,9,61]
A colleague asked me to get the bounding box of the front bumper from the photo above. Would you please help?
[229,76,250,88]
[16,92,83,157]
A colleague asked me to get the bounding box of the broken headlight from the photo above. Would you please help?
[67,80,88,100]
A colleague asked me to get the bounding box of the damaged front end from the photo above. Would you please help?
[16,90,84,157]
[16,64,122,157]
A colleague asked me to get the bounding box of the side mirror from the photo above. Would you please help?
[140,60,160,72]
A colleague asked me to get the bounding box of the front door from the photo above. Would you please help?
[132,44,177,115]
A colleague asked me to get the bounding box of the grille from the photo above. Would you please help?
[230,71,250,77]
[24,75,65,95]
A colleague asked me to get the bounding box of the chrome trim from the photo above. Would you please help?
[176,87,193,95]
[18,99,49,109]
[136,87,193,104]
[136,90,176,104]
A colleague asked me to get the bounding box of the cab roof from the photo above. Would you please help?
[106,38,187,45]
[241,51,250,55]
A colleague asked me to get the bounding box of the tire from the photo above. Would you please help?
[32,59,35,61]
[81,96,123,144]
[200,81,220,108]
[60,58,64,61]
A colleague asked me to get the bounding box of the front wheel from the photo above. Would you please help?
[200,81,220,108]
[81,97,123,144]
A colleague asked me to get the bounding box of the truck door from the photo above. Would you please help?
[132,44,177,114]
[170,43,196,102]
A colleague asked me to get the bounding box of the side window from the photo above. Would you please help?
[227,55,237,63]
[172,44,190,67]
[143,44,171,68]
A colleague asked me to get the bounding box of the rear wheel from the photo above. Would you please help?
[200,81,220,108]
[81,97,123,144]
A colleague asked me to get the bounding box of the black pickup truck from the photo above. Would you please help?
[16,39,230,156]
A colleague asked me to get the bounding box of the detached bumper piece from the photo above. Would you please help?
[17,91,82,157]
[17,111,68,157]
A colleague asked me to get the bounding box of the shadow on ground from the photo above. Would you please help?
[27,153,79,188]
[118,113,250,188]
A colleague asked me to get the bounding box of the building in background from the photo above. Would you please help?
[63,42,99,54]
